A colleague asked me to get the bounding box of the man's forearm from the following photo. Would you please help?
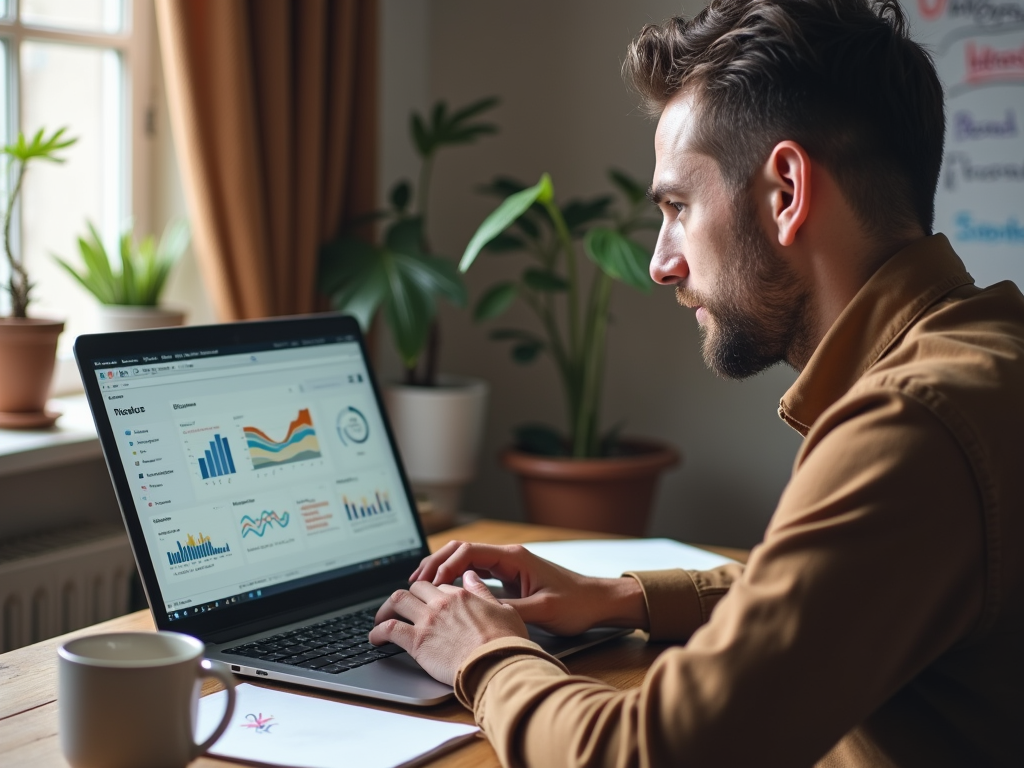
[584,576,650,630]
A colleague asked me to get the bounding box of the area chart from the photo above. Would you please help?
[199,433,236,479]
[166,532,231,565]
[240,510,292,538]
[244,408,322,469]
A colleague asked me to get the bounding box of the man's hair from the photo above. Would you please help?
[624,0,945,239]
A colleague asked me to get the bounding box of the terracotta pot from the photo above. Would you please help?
[0,318,64,427]
[96,305,186,333]
[502,439,681,536]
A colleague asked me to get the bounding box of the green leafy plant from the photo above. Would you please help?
[319,97,499,385]
[2,127,77,318]
[54,219,190,306]
[460,169,660,458]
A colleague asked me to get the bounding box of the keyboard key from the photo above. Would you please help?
[258,653,290,662]
[298,658,333,669]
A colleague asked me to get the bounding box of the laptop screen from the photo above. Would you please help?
[84,330,423,626]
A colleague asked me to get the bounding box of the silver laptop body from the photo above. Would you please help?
[76,315,626,707]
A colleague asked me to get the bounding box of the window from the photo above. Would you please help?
[0,0,154,373]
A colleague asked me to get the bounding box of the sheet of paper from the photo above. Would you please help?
[522,538,736,578]
[197,684,478,768]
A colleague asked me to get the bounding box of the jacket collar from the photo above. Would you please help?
[778,234,974,436]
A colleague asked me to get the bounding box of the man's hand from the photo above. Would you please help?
[369,571,528,686]
[409,541,649,637]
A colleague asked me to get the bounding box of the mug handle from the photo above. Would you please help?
[193,659,238,758]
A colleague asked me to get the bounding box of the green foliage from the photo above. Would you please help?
[2,126,78,318]
[54,219,190,306]
[318,97,499,384]
[461,168,656,458]
[411,98,499,159]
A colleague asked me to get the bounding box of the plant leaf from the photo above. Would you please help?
[522,268,568,292]
[389,181,412,213]
[608,168,647,205]
[584,227,653,293]
[447,96,500,126]
[514,423,566,456]
[477,176,528,198]
[384,217,425,256]
[561,196,613,234]
[411,113,430,157]
[460,173,554,273]
[382,253,435,368]
[512,341,543,363]
[489,327,541,343]
[474,281,517,321]
[395,251,467,309]
[483,232,527,253]
[318,235,378,295]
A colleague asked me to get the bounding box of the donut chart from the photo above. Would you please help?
[336,406,370,446]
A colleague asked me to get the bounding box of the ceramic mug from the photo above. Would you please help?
[58,631,236,768]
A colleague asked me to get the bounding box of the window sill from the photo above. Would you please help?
[0,395,101,477]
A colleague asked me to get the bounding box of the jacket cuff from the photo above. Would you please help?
[454,636,568,710]
[624,569,704,642]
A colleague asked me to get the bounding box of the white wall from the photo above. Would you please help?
[379,0,804,548]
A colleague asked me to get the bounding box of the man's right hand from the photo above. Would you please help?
[410,540,650,636]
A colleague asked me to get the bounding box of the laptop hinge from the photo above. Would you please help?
[202,579,409,645]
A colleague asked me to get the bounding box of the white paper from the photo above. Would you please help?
[197,684,478,768]
[522,538,736,578]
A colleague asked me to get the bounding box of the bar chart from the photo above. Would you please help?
[165,532,231,566]
[341,490,392,520]
[198,434,237,479]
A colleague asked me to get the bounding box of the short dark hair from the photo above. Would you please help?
[624,0,945,239]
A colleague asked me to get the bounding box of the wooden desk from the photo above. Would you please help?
[0,520,747,768]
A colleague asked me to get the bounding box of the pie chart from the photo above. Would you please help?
[336,406,370,446]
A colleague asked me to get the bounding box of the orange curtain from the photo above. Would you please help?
[155,0,377,320]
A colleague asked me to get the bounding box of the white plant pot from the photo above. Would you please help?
[96,305,186,333]
[384,375,489,517]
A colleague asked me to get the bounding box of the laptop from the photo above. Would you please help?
[76,314,627,706]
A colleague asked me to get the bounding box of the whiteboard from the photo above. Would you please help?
[904,1,1024,288]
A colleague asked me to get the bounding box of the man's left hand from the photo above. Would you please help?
[369,570,529,686]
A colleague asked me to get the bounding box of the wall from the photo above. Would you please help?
[379,0,803,549]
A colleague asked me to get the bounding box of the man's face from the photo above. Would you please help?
[649,93,810,379]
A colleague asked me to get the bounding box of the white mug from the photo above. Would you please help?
[58,631,236,768]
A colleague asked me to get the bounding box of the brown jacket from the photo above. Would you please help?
[453,235,1024,767]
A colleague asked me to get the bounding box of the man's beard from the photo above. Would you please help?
[677,191,811,380]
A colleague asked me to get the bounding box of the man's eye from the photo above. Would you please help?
[670,202,685,213]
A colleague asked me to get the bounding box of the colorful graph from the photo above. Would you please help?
[166,532,230,565]
[336,406,369,446]
[244,408,322,470]
[240,510,292,538]
[198,433,236,479]
[342,490,392,521]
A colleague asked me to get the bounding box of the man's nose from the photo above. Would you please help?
[650,233,689,285]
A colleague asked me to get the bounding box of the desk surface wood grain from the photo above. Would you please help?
[0,520,748,768]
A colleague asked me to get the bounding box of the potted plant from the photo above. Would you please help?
[54,218,190,332]
[459,170,680,535]
[0,127,77,429]
[319,97,499,525]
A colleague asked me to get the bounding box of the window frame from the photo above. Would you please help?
[0,0,155,392]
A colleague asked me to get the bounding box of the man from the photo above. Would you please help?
[370,0,1024,765]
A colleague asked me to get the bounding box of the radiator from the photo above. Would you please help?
[0,523,137,652]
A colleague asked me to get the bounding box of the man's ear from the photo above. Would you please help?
[763,141,811,247]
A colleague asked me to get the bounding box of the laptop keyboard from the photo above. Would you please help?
[223,608,405,675]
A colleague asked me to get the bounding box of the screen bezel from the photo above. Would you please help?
[75,313,430,640]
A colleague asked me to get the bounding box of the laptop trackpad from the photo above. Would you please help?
[340,653,453,703]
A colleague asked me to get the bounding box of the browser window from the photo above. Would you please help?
[89,339,420,622]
